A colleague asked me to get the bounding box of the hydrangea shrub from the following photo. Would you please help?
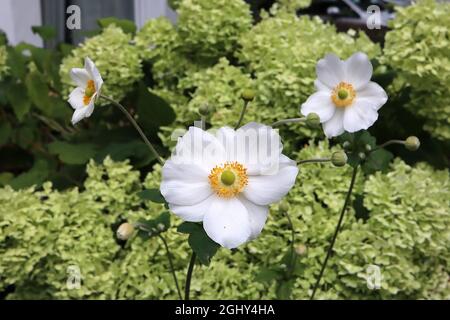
[1,149,448,299]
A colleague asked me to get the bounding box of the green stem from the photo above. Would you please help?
[310,165,359,300]
[272,118,306,127]
[158,234,182,300]
[298,158,331,165]
[234,101,249,130]
[100,94,163,165]
[375,139,405,151]
[185,251,197,300]
[283,210,297,277]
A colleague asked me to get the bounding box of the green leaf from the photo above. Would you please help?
[9,158,51,190]
[0,172,14,186]
[0,122,12,146]
[6,83,31,121]
[6,46,27,79]
[136,83,176,130]
[95,140,155,168]
[97,17,136,34]
[25,72,53,115]
[255,267,281,283]
[177,222,220,266]
[136,212,171,239]
[137,188,166,203]
[276,280,294,300]
[48,141,97,165]
[31,25,57,40]
[363,149,394,174]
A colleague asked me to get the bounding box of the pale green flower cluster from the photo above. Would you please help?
[177,0,253,60]
[273,0,312,13]
[1,146,448,299]
[59,25,143,105]
[0,45,9,80]
[383,0,450,140]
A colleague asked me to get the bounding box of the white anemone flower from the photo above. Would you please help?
[68,57,103,125]
[160,123,299,249]
[301,52,388,138]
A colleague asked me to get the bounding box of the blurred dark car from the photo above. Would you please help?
[297,0,410,43]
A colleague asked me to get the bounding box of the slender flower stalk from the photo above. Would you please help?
[100,94,163,165]
[272,117,306,127]
[310,165,359,300]
[376,139,406,149]
[283,210,297,277]
[158,234,182,300]
[234,100,250,130]
[298,158,331,165]
[185,252,197,300]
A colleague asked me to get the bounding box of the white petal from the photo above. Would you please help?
[68,87,85,109]
[168,194,215,222]
[357,82,388,110]
[236,122,283,175]
[300,91,336,123]
[343,100,379,132]
[173,126,226,171]
[84,57,103,93]
[238,196,269,240]
[242,156,298,206]
[344,52,373,89]
[316,53,345,88]
[314,79,331,91]
[71,107,89,125]
[84,100,95,117]
[215,126,237,161]
[160,159,212,206]
[70,68,90,87]
[323,108,345,138]
[203,197,252,249]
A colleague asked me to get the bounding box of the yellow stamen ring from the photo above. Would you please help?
[209,162,248,198]
[331,82,356,107]
[83,80,96,106]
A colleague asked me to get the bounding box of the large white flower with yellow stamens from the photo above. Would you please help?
[160,123,298,249]
[301,52,388,138]
[68,57,103,125]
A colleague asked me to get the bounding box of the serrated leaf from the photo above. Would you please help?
[255,267,281,283]
[137,188,166,203]
[363,149,394,174]
[31,25,57,40]
[48,141,97,165]
[177,222,220,266]
[98,17,136,34]
[136,83,176,131]
[6,83,31,121]
[136,211,171,239]
[9,158,51,190]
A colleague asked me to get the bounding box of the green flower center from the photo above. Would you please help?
[337,89,348,100]
[220,170,236,186]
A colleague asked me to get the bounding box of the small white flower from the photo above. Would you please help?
[160,123,299,249]
[68,57,103,125]
[301,52,388,138]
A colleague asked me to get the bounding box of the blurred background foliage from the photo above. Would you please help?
[0,0,449,299]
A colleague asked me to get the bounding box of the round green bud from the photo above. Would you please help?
[331,151,348,167]
[405,136,420,151]
[295,244,307,256]
[221,170,235,186]
[198,104,210,116]
[241,89,255,102]
[365,144,372,152]
[306,113,321,128]
[279,202,289,212]
[116,222,135,240]
[358,152,366,160]
[342,141,351,150]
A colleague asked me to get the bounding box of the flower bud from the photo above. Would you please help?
[279,202,289,212]
[331,151,347,167]
[358,152,366,160]
[405,136,420,151]
[241,89,255,102]
[342,141,351,150]
[365,144,372,152]
[157,223,166,231]
[198,104,210,116]
[116,223,135,240]
[295,244,307,256]
[306,113,321,128]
